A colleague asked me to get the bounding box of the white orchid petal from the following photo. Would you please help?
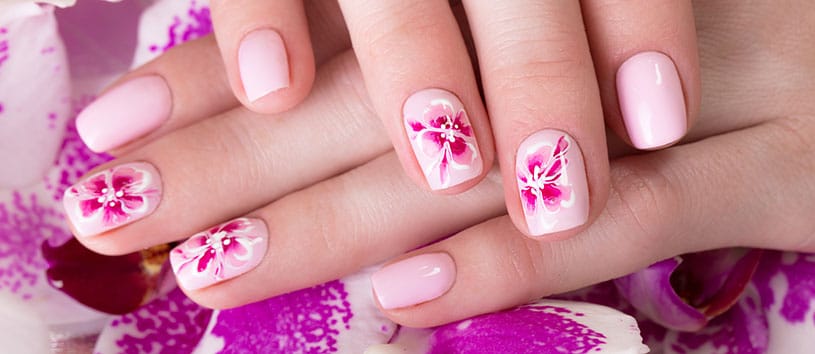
[0,3,69,187]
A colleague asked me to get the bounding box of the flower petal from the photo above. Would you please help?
[614,257,708,331]
[195,267,395,353]
[376,299,648,354]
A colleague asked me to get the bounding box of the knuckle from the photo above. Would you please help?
[355,3,449,60]
[758,117,815,249]
[606,159,681,250]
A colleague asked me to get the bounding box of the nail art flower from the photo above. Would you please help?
[170,218,266,290]
[66,164,159,227]
[517,136,574,216]
[407,101,478,188]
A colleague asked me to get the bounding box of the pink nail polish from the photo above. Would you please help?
[616,51,687,150]
[403,89,483,190]
[170,218,268,290]
[238,29,290,102]
[76,76,172,152]
[516,130,589,236]
[62,162,162,237]
[371,253,455,310]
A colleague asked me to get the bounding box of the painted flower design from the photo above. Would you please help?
[405,93,481,190]
[170,218,267,290]
[62,162,161,237]
[517,135,574,215]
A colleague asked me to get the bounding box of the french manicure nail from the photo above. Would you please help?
[76,76,171,152]
[516,130,588,236]
[617,51,687,149]
[239,29,290,102]
[403,88,483,190]
[170,218,268,290]
[371,253,455,310]
[63,162,162,237]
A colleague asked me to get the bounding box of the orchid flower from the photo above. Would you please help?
[1,0,814,353]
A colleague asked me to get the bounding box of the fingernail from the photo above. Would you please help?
[76,76,171,152]
[170,218,268,290]
[63,162,162,237]
[371,253,455,310]
[403,88,483,190]
[515,130,589,236]
[238,29,290,102]
[616,51,687,150]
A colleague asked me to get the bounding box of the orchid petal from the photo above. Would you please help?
[615,257,709,332]
[0,3,70,187]
[194,266,396,353]
[93,287,214,354]
[615,249,764,332]
[369,299,649,354]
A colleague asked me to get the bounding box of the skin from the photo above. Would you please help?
[68,0,815,328]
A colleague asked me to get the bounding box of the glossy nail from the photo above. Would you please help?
[516,130,588,236]
[170,218,268,291]
[63,162,162,237]
[371,253,455,310]
[76,76,171,152]
[617,51,687,149]
[403,88,483,190]
[238,29,290,102]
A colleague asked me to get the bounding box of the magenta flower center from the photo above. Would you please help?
[96,187,126,208]
[206,231,231,253]
[436,116,461,144]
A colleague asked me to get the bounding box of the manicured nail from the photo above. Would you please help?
[516,130,589,236]
[371,253,455,310]
[76,76,171,152]
[616,51,687,150]
[238,29,290,102]
[63,162,162,237]
[403,88,483,190]
[170,218,268,290]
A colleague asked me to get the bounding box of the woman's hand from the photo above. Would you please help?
[73,1,702,241]
[62,0,814,327]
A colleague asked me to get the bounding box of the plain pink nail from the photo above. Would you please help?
[516,130,589,236]
[617,51,687,150]
[371,253,455,310]
[62,162,162,237]
[403,88,483,190]
[76,76,171,152]
[239,29,290,102]
[171,218,268,291]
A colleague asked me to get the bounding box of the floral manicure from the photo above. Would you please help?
[170,218,268,290]
[403,88,483,190]
[516,130,588,236]
[62,162,162,237]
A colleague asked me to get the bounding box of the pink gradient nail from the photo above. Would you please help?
[170,218,268,291]
[616,51,687,150]
[403,88,483,190]
[371,253,455,310]
[76,75,171,152]
[516,130,588,236]
[62,162,162,237]
[238,29,290,102]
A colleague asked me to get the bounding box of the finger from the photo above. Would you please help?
[64,52,390,254]
[76,0,349,154]
[210,0,315,112]
[462,1,609,237]
[372,116,815,327]
[171,152,506,304]
[75,36,233,154]
[582,0,700,150]
[337,0,494,193]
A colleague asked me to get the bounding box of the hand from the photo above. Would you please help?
[72,1,702,241]
[62,0,814,329]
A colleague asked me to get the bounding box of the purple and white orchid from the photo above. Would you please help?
[1,0,814,353]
